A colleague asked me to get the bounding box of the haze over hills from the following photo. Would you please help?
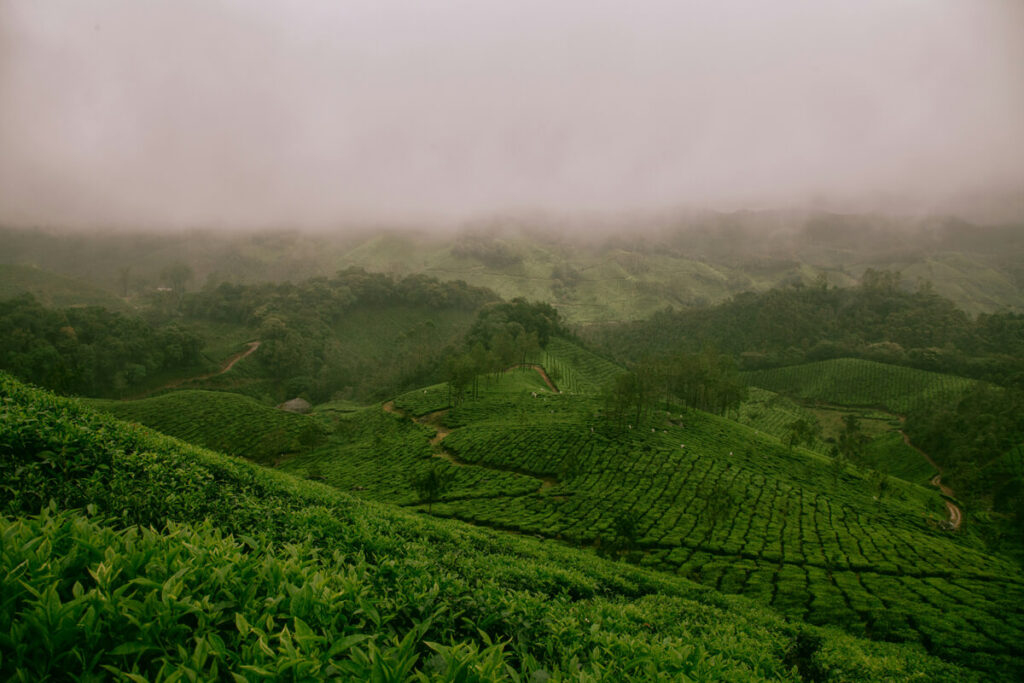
[2,210,1023,323]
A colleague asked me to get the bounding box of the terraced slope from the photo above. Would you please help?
[534,337,625,394]
[0,373,973,681]
[87,389,327,465]
[296,370,1023,677]
[742,358,976,414]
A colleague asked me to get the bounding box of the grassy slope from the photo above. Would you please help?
[86,390,327,465]
[0,373,973,681]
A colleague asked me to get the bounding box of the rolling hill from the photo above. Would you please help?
[0,372,979,681]
[276,345,1022,678]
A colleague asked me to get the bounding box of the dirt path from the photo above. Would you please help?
[131,341,260,399]
[506,364,560,393]
[383,400,557,492]
[901,430,962,530]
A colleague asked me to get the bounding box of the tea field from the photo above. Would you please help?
[1,372,979,681]
[87,389,328,465]
[22,342,1024,679]
[287,345,1024,677]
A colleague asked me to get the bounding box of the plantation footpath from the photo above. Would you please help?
[900,430,963,530]
[0,372,980,681]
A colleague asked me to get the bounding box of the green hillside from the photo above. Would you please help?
[7,217,1021,327]
[87,390,327,465]
[263,365,1024,676]
[0,373,979,681]
[742,359,977,414]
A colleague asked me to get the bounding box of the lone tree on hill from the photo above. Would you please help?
[838,414,868,464]
[410,463,454,513]
[612,510,641,551]
[785,417,820,451]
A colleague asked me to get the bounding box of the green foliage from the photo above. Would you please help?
[464,298,564,349]
[587,278,1024,389]
[785,417,820,451]
[409,463,455,511]
[2,371,988,681]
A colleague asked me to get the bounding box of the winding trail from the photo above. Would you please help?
[131,341,261,399]
[900,429,962,530]
[383,400,557,492]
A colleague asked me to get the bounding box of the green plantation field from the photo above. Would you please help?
[742,358,977,414]
[87,390,327,465]
[533,336,624,394]
[12,336,1024,678]
[1,373,983,681]
[414,395,1024,675]
[283,356,1024,678]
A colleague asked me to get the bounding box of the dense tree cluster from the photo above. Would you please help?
[444,299,553,404]
[906,385,1024,549]
[587,270,1024,389]
[179,269,499,402]
[602,349,747,428]
[0,294,202,396]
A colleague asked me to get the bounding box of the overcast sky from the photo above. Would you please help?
[1,0,1022,229]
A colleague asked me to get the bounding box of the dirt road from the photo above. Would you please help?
[131,341,260,399]
[506,364,560,393]
[901,430,963,530]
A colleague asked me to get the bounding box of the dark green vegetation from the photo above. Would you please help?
[2,374,980,681]
[0,294,204,397]
[87,390,328,466]
[905,385,1024,559]
[586,272,1024,390]
[179,268,496,404]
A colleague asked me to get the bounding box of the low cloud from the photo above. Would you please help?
[1,0,1022,229]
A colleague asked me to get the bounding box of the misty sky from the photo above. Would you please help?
[1,0,1022,229]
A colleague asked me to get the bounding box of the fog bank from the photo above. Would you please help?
[1,0,1022,229]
